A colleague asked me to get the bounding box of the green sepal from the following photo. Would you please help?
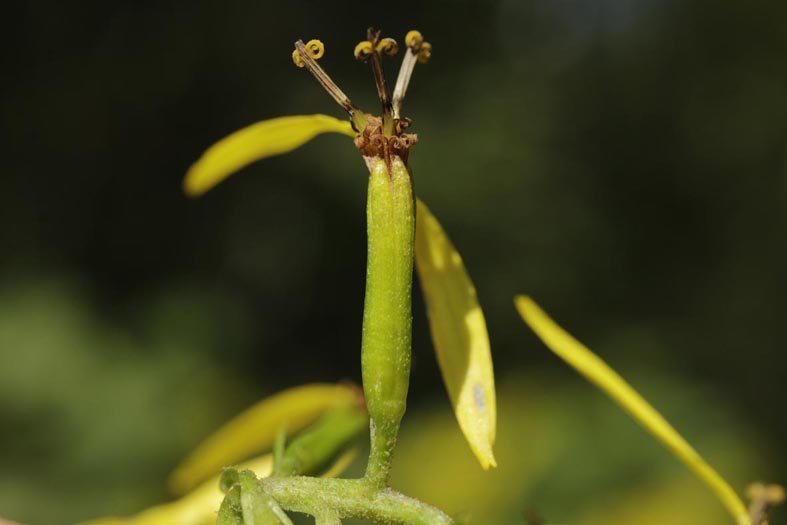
[219,467,241,494]
[216,484,244,525]
[239,470,293,525]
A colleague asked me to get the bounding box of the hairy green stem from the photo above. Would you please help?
[262,477,452,525]
[314,510,342,525]
[360,156,415,486]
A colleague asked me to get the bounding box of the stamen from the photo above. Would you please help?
[292,50,305,68]
[392,30,431,120]
[292,40,324,68]
[748,483,785,525]
[404,30,423,50]
[417,42,432,64]
[354,41,374,62]
[362,28,394,136]
[392,50,417,119]
[305,39,325,60]
[376,38,399,57]
[293,39,366,132]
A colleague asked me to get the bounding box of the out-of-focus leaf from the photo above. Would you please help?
[319,447,359,478]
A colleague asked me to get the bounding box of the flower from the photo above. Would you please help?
[183,29,496,470]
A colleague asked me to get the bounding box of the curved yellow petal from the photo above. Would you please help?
[168,383,361,495]
[183,114,356,197]
[414,199,497,469]
[514,295,750,525]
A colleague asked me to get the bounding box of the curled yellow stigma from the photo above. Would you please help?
[405,30,423,50]
[354,40,374,61]
[376,37,399,57]
[291,49,305,68]
[305,39,325,59]
[417,42,432,64]
[292,39,324,67]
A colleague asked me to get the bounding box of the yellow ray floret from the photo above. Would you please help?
[183,114,356,196]
[168,382,360,495]
[514,295,750,525]
[415,200,497,469]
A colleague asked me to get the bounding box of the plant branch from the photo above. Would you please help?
[314,510,342,525]
[262,476,452,525]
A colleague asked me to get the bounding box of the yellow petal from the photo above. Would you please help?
[414,199,497,469]
[514,295,750,525]
[183,114,356,196]
[168,383,361,495]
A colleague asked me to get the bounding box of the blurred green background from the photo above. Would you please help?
[1,1,785,524]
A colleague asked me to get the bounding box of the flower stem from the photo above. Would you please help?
[262,477,452,525]
[314,511,342,525]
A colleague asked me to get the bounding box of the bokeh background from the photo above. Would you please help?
[2,1,785,524]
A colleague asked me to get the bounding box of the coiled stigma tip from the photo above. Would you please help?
[376,38,399,57]
[417,42,432,64]
[292,39,324,67]
[354,40,374,61]
[404,30,423,49]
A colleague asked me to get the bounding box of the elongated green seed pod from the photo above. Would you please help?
[361,155,415,486]
[273,405,368,477]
